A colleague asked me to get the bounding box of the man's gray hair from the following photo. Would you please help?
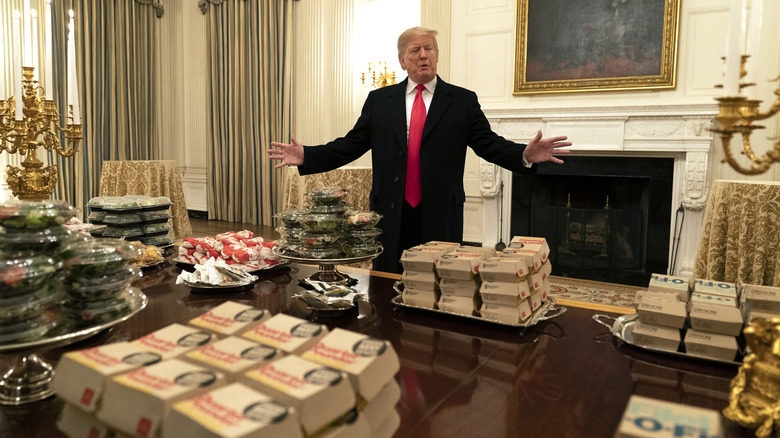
[397,27,439,58]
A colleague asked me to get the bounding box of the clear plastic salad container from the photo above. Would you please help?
[274,209,307,228]
[0,226,73,252]
[59,239,141,278]
[299,213,343,233]
[0,252,63,298]
[343,210,382,229]
[0,200,77,230]
[304,187,349,206]
[0,283,65,324]
[344,228,383,244]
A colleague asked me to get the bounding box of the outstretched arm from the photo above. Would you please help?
[523,130,571,164]
[268,134,305,168]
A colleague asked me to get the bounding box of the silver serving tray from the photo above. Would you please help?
[0,288,148,354]
[272,247,382,265]
[392,281,566,329]
[592,313,742,366]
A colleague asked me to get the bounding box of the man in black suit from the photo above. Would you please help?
[269,27,570,273]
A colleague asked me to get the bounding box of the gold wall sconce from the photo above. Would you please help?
[361,62,397,88]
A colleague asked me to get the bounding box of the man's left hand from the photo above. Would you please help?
[523,130,571,164]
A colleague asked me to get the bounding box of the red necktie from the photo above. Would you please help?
[405,84,426,208]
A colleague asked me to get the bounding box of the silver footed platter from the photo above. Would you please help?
[0,288,148,405]
[272,247,382,285]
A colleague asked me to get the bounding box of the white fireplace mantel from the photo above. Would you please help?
[478,104,719,278]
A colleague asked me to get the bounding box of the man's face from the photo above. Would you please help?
[399,34,438,84]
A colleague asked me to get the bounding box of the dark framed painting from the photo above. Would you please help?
[514,0,681,95]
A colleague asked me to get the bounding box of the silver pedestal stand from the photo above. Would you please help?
[0,289,148,405]
[273,248,382,285]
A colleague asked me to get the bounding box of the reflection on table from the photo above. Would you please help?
[694,179,780,286]
[99,160,192,239]
[0,261,739,437]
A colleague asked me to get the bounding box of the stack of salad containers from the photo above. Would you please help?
[87,195,173,247]
[0,200,75,343]
[57,238,142,326]
[274,187,383,259]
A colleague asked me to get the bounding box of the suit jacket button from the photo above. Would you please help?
[390,203,395,210]
[398,151,404,156]
[393,176,399,183]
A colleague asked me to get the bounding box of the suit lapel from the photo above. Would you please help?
[387,79,408,150]
[422,76,451,141]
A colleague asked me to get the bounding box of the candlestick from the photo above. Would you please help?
[44,1,52,99]
[67,11,79,122]
[31,9,39,74]
[13,10,23,120]
[723,0,746,96]
[23,0,32,67]
[744,0,763,98]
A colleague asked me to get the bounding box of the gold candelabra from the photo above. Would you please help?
[361,62,397,88]
[0,66,82,201]
[714,56,780,175]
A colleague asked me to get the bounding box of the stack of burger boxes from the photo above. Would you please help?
[53,301,401,438]
[685,279,741,362]
[479,236,551,324]
[435,245,494,316]
[632,273,690,353]
[399,242,458,309]
[742,283,780,325]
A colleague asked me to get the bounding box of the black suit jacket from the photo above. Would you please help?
[299,76,533,273]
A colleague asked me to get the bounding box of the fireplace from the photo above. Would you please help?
[510,157,674,286]
[477,103,717,286]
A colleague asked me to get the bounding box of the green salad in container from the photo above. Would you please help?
[299,213,343,233]
[0,200,76,230]
[59,239,141,278]
[63,266,141,301]
[343,209,382,229]
[274,209,307,228]
[0,283,64,324]
[68,289,135,325]
[0,226,73,252]
[342,242,383,258]
[304,187,349,206]
[0,253,62,298]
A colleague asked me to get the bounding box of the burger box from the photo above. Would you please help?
[497,248,545,273]
[240,355,355,435]
[480,300,533,325]
[688,292,738,309]
[131,323,217,360]
[162,382,302,438]
[96,359,227,438]
[684,329,738,362]
[438,277,480,298]
[308,408,371,438]
[614,394,722,438]
[182,336,282,381]
[357,379,401,434]
[240,313,328,355]
[422,240,460,251]
[399,321,435,351]
[400,269,439,291]
[746,308,780,325]
[648,273,691,302]
[301,328,400,401]
[743,284,780,313]
[527,261,552,291]
[478,257,529,283]
[56,402,113,438]
[528,284,548,312]
[51,342,165,413]
[631,321,681,352]
[436,252,485,281]
[636,297,687,329]
[188,301,271,337]
[692,279,738,300]
[401,287,438,309]
[374,410,400,438]
[633,290,679,309]
[480,280,531,306]
[452,245,496,259]
[437,294,478,316]
[400,245,450,272]
[688,302,744,336]
[508,236,550,270]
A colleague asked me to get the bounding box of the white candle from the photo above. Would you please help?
[13,10,23,120]
[23,0,32,67]
[31,10,39,75]
[67,11,79,122]
[723,0,746,96]
[44,1,52,99]
[744,0,763,98]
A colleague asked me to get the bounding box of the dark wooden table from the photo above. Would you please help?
[0,261,740,438]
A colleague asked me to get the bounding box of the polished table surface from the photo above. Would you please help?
[0,261,740,438]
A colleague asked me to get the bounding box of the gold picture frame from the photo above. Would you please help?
[514,0,681,95]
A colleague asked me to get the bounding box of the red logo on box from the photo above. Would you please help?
[88,428,100,438]
[80,388,94,406]
[137,418,152,437]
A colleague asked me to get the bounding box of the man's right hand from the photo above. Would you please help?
[269,134,305,169]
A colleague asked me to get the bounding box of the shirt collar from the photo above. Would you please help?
[407,76,437,95]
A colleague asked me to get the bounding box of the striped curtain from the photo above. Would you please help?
[206,0,292,224]
[53,0,160,211]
